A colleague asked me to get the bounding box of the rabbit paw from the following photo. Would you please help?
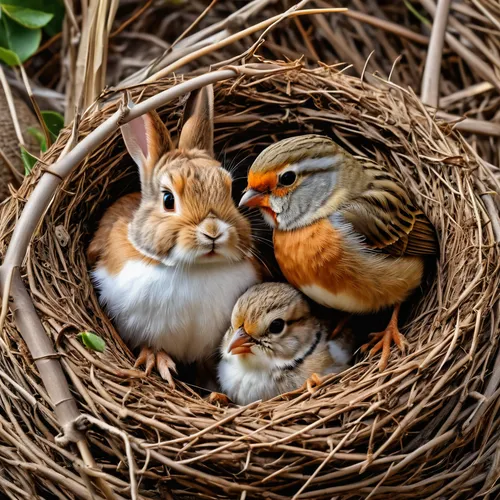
[208,392,231,406]
[134,346,177,387]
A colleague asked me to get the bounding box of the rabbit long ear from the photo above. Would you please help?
[120,111,173,183]
[178,85,214,156]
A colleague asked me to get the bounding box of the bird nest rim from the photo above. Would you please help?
[1,61,499,498]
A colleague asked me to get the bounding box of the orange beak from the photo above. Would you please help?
[228,328,255,355]
[239,189,277,223]
[239,189,268,208]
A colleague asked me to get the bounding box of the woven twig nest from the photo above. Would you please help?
[1,61,499,499]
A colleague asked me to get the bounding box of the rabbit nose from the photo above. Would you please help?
[200,231,220,242]
[198,218,229,244]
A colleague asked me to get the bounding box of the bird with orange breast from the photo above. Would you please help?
[239,135,438,371]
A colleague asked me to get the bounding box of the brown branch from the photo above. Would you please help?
[0,66,25,147]
[420,0,500,92]
[342,10,430,45]
[9,268,84,442]
[0,147,23,186]
[436,111,500,137]
[0,68,249,498]
[144,7,348,83]
[421,0,451,107]
[121,0,277,85]
[19,65,52,149]
[110,0,152,38]
[167,0,219,52]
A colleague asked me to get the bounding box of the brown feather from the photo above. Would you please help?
[339,165,438,257]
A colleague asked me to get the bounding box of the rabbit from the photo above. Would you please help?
[87,85,261,385]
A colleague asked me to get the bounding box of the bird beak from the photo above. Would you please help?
[228,327,255,355]
[239,189,267,208]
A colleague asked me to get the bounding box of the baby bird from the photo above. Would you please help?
[218,283,352,405]
[239,135,438,370]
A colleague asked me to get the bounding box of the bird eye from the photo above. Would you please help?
[279,171,296,186]
[269,318,285,334]
[163,191,175,211]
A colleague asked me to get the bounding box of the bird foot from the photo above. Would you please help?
[306,373,323,393]
[134,346,177,386]
[361,320,405,371]
[208,392,231,406]
[284,373,325,398]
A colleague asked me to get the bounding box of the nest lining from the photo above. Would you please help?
[0,61,499,499]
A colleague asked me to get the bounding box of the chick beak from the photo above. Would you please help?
[228,327,255,355]
[239,189,267,208]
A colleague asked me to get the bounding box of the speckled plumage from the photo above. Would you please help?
[241,135,438,370]
[218,283,353,405]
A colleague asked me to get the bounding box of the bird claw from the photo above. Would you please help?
[284,373,324,397]
[134,346,177,387]
[208,392,231,406]
[306,373,323,393]
[361,321,405,371]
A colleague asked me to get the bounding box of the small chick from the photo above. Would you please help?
[218,283,352,405]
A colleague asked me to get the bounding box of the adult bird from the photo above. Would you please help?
[239,135,438,370]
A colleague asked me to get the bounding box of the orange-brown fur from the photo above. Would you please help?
[87,193,159,274]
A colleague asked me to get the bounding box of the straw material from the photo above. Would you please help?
[0,58,499,498]
[0,90,39,201]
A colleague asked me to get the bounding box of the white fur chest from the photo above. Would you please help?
[218,358,282,406]
[92,260,259,362]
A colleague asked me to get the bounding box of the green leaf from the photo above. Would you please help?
[41,110,64,140]
[0,14,41,62]
[27,126,47,152]
[20,145,37,175]
[0,45,19,65]
[1,5,53,28]
[77,331,106,353]
[2,0,66,37]
[43,0,64,37]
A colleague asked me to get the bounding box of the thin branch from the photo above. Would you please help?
[62,0,80,33]
[120,0,273,86]
[342,9,429,45]
[110,0,152,38]
[421,0,451,106]
[471,0,500,31]
[0,147,23,185]
[77,415,137,500]
[18,65,52,149]
[167,0,219,52]
[420,0,500,92]
[0,66,25,147]
[144,7,348,83]
[436,111,500,136]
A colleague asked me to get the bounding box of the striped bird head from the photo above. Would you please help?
[240,135,360,231]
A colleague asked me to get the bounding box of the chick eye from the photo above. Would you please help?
[269,318,285,334]
[163,191,175,211]
[279,171,296,186]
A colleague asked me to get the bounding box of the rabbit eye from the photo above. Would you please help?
[279,171,296,186]
[269,318,285,334]
[163,191,175,211]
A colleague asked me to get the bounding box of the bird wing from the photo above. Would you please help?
[338,173,438,257]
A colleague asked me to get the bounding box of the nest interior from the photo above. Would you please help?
[1,61,500,499]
